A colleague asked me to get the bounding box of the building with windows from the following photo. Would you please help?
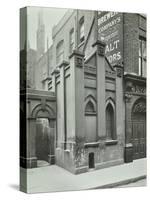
[21,9,146,174]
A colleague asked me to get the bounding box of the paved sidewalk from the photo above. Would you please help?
[21,158,146,193]
[115,179,146,188]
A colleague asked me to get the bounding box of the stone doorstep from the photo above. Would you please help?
[37,160,50,168]
[89,175,147,189]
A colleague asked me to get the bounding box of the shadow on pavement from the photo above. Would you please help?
[9,184,19,191]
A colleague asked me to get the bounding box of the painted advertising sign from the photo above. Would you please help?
[97,11,123,66]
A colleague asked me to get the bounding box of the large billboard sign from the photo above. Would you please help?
[97,11,123,66]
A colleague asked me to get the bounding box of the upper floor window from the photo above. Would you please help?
[56,40,64,65]
[79,17,85,43]
[69,28,75,53]
[139,37,146,77]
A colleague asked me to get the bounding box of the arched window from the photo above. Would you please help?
[79,16,85,43]
[85,96,97,142]
[56,40,64,65]
[85,101,95,113]
[106,103,115,140]
[85,95,96,115]
[69,28,75,53]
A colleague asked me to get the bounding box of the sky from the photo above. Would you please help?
[21,6,67,50]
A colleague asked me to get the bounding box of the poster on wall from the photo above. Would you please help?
[97,11,123,66]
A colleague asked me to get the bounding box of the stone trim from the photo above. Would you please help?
[105,140,118,145]
[58,60,69,69]
[69,50,84,59]
[114,64,124,78]
[75,57,83,68]
[92,40,106,56]
[51,68,60,76]
[84,142,100,148]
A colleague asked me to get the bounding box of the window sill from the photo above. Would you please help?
[64,149,70,153]
[84,142,100,148]
[85,111,97,116]
[105,140,118,145]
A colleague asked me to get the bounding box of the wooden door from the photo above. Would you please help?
[89,152,95,168]
[36,118,50,163]
[132,105,146,160]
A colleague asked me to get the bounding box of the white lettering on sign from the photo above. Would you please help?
[105,40,120,53]
[107,52,121,63]
[98,12,118,26]
[105,40,121,63]
[98,17,121,33]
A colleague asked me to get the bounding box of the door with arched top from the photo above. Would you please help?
[36,118,51,166]
[132,99,146,159]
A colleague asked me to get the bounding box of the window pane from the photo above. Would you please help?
[142,60,146,77]
[56,40,64,64]
[142,41,146,59]
[79,17,84,42]
[70,30,74,44]
[139,57,142,76]
[70,43,74,53]
[80,23,84,39]
[139,40,142,56]
[142,40,146,77]
[139,38,146,77]
[70,29,74,53]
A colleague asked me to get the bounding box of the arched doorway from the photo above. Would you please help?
[36,118,51,167]
[32,104,56,167]
[132,99,146,159]
[89,152,95,168]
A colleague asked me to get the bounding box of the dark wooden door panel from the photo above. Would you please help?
[132,120,146,160]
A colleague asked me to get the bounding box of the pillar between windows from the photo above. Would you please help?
[58,60,69,149]
[92,40,106,139]
[114,64,124,143]
[69,50,85,142]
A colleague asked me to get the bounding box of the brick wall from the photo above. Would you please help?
[123,13,139,74]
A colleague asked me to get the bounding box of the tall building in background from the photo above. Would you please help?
[36,11,45,60]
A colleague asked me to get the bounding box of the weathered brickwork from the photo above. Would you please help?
[123,14,146,74]
[123,14,139,74]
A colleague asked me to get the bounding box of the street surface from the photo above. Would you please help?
[20,158,146,193]
[115,178,146,188]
